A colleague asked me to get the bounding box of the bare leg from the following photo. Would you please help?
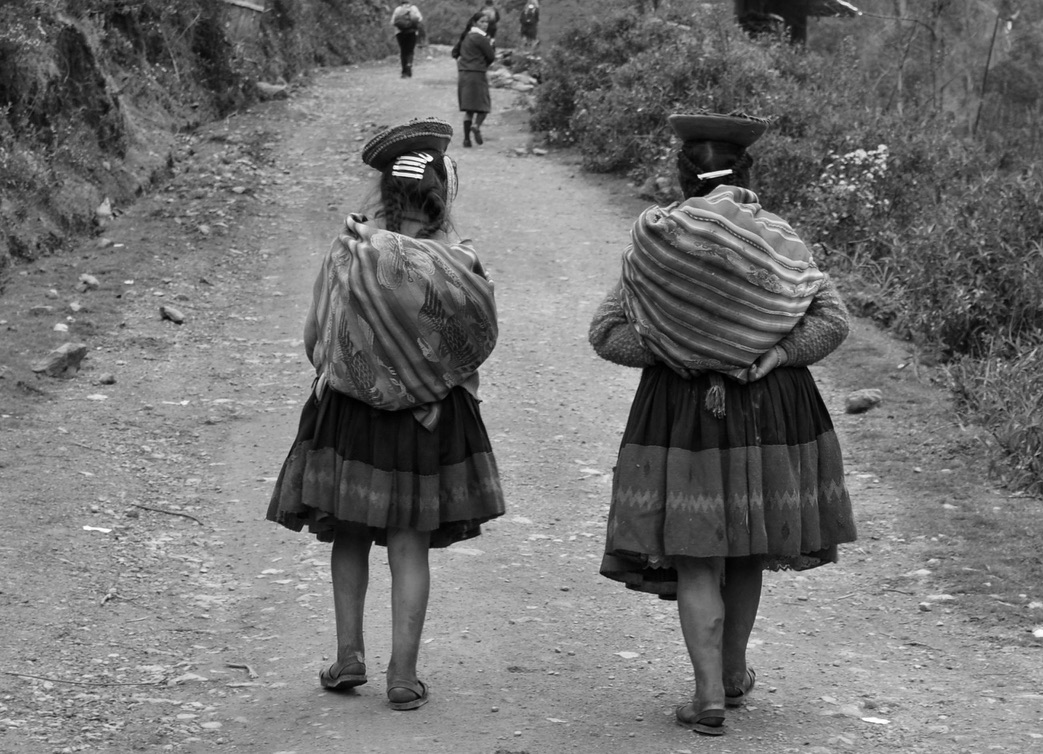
[330,526,372,673]
[385,526,431,703]
[722,556,762,691]
[675,556,726,718]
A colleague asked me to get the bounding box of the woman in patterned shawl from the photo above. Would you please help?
[267,118,504,711]
[589,112,857,735]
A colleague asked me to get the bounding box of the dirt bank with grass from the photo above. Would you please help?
[1,48,1041,753]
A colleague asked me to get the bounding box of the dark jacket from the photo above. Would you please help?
[456,29,495,72]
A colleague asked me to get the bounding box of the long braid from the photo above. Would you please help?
[379,183,409,233]
[416,157,449,238]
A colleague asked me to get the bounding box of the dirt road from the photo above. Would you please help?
[1,49,1041,753]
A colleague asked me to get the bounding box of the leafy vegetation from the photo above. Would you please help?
[529,0,1043,494]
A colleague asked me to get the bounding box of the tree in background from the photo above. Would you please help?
[829,0,1039,144]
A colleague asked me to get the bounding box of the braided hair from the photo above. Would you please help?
[453,12,483,57]
[676,139,755,199]
[372,150,456,238]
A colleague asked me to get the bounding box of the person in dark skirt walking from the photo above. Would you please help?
[267,117,505,712]
[391,2,423,78]
[589,112,857,736]
[519,0,539,47]
[454,13,495,147]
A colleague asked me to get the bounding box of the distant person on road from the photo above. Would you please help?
[589,112,857,736]
[391,1,423,78]
[519,0,539,47]
[267,117,505,712]
[453,12,495,148]
[478,0,500,40]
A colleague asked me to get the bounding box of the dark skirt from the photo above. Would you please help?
[458,70,491,113]
[267,384,505,548]
[601,364,857,599]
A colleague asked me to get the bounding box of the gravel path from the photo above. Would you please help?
[1,49,1040,753]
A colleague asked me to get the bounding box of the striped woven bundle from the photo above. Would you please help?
[620,186,824,377]
[311,215,498,411]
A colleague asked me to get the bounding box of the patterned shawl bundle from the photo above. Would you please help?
[621,186,824,378]
[310,215,497,415]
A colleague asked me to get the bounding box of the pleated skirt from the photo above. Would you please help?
[601,364,856,599]
[267,385,505,547]
[458,71,491,113]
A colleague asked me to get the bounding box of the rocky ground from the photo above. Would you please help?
[1,47,1041,754]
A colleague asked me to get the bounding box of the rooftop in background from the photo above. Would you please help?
[808,0,861,17]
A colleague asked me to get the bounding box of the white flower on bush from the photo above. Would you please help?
[812,144,891,228]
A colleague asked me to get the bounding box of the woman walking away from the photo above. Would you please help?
[454,12,495,147]
[267,118,505,712]
[589,111,857,736]
[390,2,423,78]
[519,0,539,47]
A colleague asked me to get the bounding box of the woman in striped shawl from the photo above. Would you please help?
[589,112,856,736]
[268,118,505,711]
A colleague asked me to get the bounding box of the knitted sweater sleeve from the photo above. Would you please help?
[589,276,849,370]
[588,281,657,368]
[775,275,850,367]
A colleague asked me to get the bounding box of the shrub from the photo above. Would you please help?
[949,339,1043,496]
[529,10,682,143]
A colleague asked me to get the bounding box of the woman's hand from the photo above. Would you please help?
[748,346,784,382]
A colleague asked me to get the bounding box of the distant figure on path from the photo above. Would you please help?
[520,0,539,47]
[391,1,423,77]
[454,12,495,148]
[267,118,505,712]
[589,112,857,736]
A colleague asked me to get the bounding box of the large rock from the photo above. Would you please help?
[160,305,185,324]
[256,81,289,100]
[31,342,89,378]
[845,388,883,414]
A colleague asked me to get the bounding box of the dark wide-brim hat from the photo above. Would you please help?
[668,112,770,148]
[361,118,454,171]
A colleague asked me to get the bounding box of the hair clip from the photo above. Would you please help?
[391,151,434,180]
[696,168,733,180]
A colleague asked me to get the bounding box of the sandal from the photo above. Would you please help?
[387,679,429,711]
[725,667,756,708]
[319,652,367,691]
[675,702,726,736]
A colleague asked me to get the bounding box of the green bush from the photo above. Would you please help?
[529,10,683,143]
[896,169,1043,354]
